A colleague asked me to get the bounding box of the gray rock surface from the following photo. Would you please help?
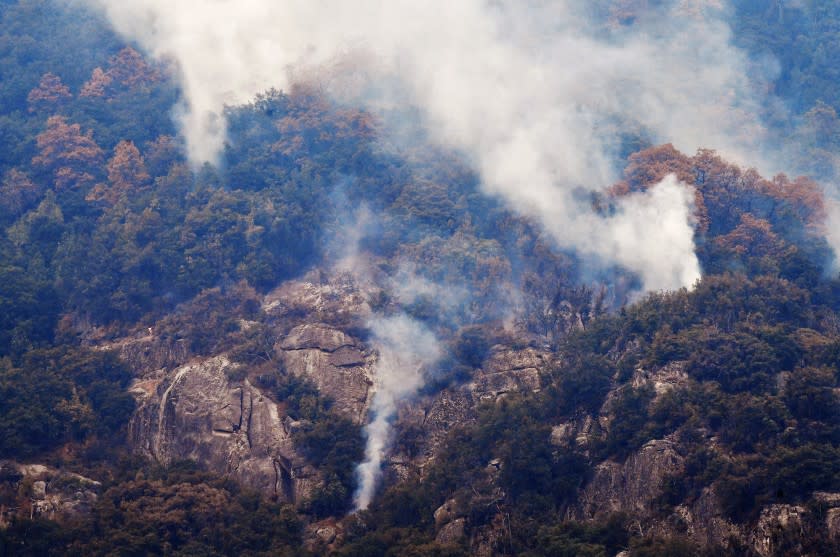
[103,333,190,376]
[579,439,683,517]
[436,518,466,545]
[277,323,373,423]
[470,346,545,399]
[815,492,840,540]
[129,355,315,502]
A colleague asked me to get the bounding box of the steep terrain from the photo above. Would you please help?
[1,1,840,556]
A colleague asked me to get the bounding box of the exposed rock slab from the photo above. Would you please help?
[470,346,546,399]
[579,439,683,517]
[750,504,806,557]
[129,355,314,503]
[101,334,190,376]
[277,323,373,423]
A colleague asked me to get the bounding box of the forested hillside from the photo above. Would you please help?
[1,1,839,556]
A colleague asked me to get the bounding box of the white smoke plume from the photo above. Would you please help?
[78,0,766,292]
[354,314,442,510]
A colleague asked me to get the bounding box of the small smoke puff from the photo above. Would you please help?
[388,263,467,312]
[354,313,441,510]
[330,203,377,275]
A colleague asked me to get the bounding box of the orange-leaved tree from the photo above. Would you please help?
[27,72,72,113]
[32,116,104,191]
[87,140,150,204]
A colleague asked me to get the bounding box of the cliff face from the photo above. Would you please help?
[277,323,373,424]
[128,355,320,502]
[123,276,378,504]
[121,273,555,509]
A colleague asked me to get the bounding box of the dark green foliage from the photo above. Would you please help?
[0,464,307,556]
[275,374,365,517]
[0,263,59,358]
[2,1,840,555]
[600,385,655,459]
[529,514,630,557]
[474,396,588,509]
[684,330,780,393]
[628,534,700,557]
[0,346,133,458]
[451,325,493,369]
[552,353,616,415]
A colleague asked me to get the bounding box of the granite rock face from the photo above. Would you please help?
[579,439,683,518]
[100,333,190,377]
[125,277,378,505]
[749,504,806,557]
[114,275,838,555]
[385,344,552,478]
[129,355,316,503]
[470,346,545,400]
[276,323,373,424]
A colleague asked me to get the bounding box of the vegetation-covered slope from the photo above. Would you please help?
[1,1,840,556]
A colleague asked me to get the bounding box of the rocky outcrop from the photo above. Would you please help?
[100,333,190,376]
[550,414,601,450]
[749,504,806,557]
[815,492,840,541]
[385,345,550,478]
[673,485,743,551]
[263,273,373,329]
[436,518,466,544]
[631,361,689,396]
[129,355,317,503]
[0,462,100,526]
[470,346,545,400]
[579,438,683,518]
[277,323,373,423]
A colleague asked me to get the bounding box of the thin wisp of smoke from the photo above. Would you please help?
[354,314,441,510]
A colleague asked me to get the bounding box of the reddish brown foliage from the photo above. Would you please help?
[80,47,158,99]
[27,73,72,112]
[87,141,151,204]
[143,135,181,176]
[272,87,377,159]
[768,174,827,228]
[714,213,791,260]
[106,47,159,89]
[33,116,104,190]
[623,144,695,190]
[615,144,828,238]
[79,67,113,98]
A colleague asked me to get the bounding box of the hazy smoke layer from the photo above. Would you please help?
[80,0,766,292]
[354,314,442,510]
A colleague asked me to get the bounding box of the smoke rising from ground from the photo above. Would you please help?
[78,0,769,292]
[354,314,441,510]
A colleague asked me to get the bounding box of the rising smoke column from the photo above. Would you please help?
[354,314,442,510]
[80,0,771,293]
